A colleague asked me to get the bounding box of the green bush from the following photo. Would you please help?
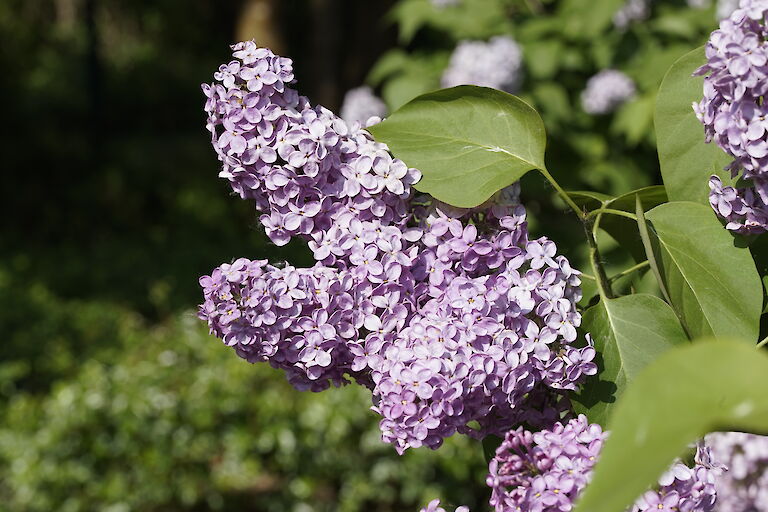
[0,312,486,512]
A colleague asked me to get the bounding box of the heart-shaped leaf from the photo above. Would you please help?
[655,47,732,204]
[571,294,688,426]
[644,201,762,342]
[369,86,547,208]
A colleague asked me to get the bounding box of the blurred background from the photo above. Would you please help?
[0,0,727,510]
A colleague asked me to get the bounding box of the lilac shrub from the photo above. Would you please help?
[613,0,651,30]
[441,36,524,93]
[198,42,597,454]
[695,0,768,233]
[340,85,387,127]
[581,70,636,115]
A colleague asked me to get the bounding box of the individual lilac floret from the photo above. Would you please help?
[613,0,651,29]
[488,416,720,512]
[581,69,636,115]
[419,499,469,512]
[340,86,387,127]
[441,36,524,93]
[695,0,768,232]
[706,432,768,511]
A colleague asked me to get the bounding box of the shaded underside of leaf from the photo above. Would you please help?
[645,202,761,343]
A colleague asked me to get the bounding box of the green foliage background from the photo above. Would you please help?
[0,0,726,510]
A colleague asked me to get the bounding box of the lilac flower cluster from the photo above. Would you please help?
[581,69,636,115]
[487,416,720,512]
[441,36,524,93]
[199,42,597,452]
[339,86,387,127]
[707,432,768,511]
[419,499,469,512]
[613,0,651,29]
[695,0,768,233]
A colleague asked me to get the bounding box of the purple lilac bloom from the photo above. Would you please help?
[441,36,524,93]
[339,85,387,127]
[488,416,721,512]
[419,499,470,512]
[695,0,768,233]
[707,432,768,511]
[613,0,651,29]
[581,69,637,115]
[200,42,596,453]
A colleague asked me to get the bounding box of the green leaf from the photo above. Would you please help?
[571,294,688,426]
[381,73,438,111]
[645,201,762,342]
[369,86,547,208]
[573,339,768,512]
[557,0,626,38]
[655,47,732,204]
[482,435,502,464]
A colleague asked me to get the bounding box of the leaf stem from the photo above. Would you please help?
[538,168,586,220]
[585,213,614,299]
[757,336,768,349]
[608,260,650,283]
[586,208,638,221]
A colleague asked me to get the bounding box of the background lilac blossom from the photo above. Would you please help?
[695,0,768,233]
[613,0,651,29]
[581,70,637,115]
[199,42,596,453]
[441,36,524,93]
[707,432,768,511]
[340,85,387,127]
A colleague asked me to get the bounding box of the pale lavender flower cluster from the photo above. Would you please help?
[613,0,651,29]
[419,499,469,512]
[367,199,596,453]
[717,0,740,19]
[339,86,387,127]
[688,0,712,9]
[581,69,637,115]
[707,432,768,511]
[441,36,524,93]
[200,42,596,452]
[431,0,461,7]
[695,0,768,233]
[487,416,720,512]
[199,260,365,391]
